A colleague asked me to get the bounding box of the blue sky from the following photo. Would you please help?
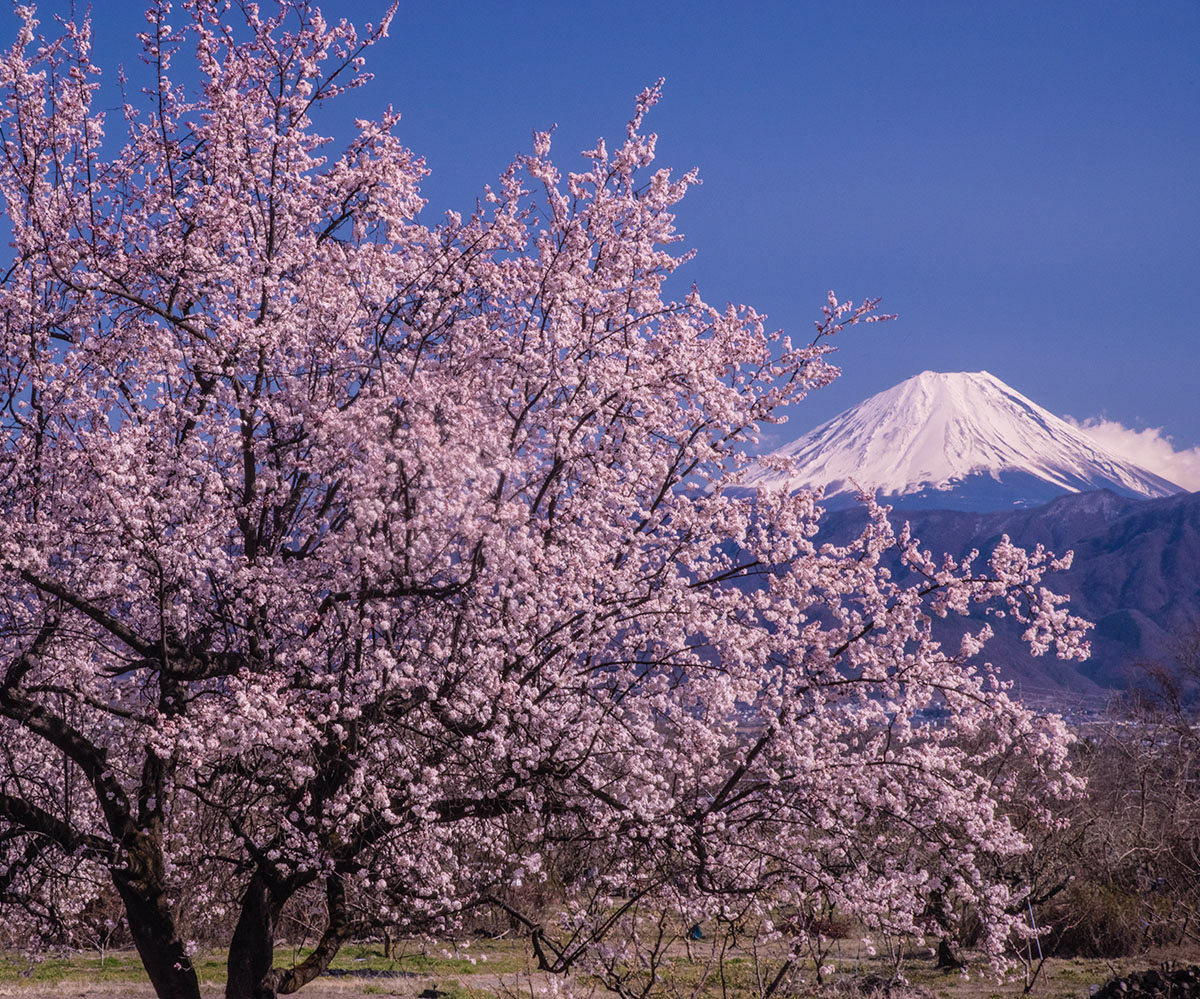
[9,2,1200,465]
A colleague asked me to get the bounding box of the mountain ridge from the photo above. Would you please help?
[815,488,1200,702]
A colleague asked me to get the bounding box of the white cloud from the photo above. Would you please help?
[1064,417,1200,492]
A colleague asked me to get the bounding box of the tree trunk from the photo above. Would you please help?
[226,870,285,999]
[112,872,202,999]
[936,938,966,970]
[224,870,347,999]
[272,877,349,994]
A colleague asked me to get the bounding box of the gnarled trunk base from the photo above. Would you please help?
[112,872,201,999]
[225,871,283,999]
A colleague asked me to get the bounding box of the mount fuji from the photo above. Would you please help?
[742,370,1183,512]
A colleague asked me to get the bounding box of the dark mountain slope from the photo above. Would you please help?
[815,490,1200,701]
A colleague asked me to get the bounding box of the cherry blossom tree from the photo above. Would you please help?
[0,3,1088,998]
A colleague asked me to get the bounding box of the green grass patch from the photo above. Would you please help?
[0,937,1196,998]
[0,936,529,987]
[0,950,153,983]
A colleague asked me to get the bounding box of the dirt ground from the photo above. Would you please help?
[0,983,426,998]
[0,971,552,999]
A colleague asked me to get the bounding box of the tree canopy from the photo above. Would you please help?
[0,4,1086,998]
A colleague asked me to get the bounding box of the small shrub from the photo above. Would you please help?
[1043,883,1143,957]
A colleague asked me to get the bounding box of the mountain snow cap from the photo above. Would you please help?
[743,370,1183,509]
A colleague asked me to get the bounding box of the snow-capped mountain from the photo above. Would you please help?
[742,371,1183,511]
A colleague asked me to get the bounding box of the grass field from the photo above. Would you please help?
[0,937,1196,999]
